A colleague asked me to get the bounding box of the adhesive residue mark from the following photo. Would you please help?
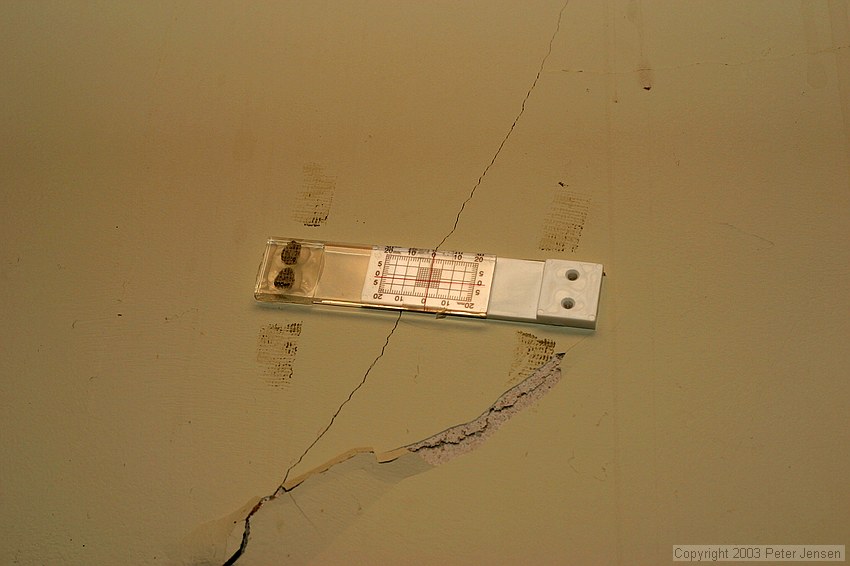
[539,190,590,253]
[257,322,303,387]
[507,331,555,386]
[292,163,336,227]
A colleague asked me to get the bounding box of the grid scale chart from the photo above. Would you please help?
[361,246,496,315]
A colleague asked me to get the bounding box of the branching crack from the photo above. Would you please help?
[279,311,402,490]
[222,341,581,563]
[406,353,564,456]
[435,1,569,250]
[408,354,563,451]
[223,311,403,565]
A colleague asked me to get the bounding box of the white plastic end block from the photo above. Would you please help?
[536,260,604,329]
[487,258,545,323]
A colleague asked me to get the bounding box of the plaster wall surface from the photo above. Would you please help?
[1,2,848,564]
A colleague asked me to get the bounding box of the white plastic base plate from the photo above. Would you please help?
[536,259,604,329]
[486,258,603,328]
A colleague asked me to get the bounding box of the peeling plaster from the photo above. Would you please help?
[221,312,403,565]
[223,353,565,564]
[232,452,433,564]
[170,498,258,566]
[406,354,564,466]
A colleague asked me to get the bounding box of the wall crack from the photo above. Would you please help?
[221,348,579,563]
[406,352,565,465]
[223,311,402,565]
[435,0,570,250]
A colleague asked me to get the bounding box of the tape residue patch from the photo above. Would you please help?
[507,331,556,386]
[292,163,335,227]
[539,189,590,253]
[256,322,302,387]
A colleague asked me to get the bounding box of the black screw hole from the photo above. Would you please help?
[566,269,579,281]
[562,297,575,309]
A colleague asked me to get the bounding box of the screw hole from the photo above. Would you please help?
[561,297,575,309]
[566,269,579,281]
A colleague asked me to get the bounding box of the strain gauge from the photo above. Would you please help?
[255,238,604,329]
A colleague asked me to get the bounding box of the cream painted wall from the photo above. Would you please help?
[1,2,848,564]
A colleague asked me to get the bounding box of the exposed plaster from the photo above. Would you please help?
[406,353,564,465]
[222,352,566,564]
[223,312,402,565]
[277,312,402,489]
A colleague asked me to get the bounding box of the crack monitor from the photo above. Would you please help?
[255,238,604,329]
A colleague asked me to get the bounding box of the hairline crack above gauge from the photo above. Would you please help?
[254,238,604,329]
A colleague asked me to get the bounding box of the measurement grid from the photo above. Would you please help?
[378,254,477,301]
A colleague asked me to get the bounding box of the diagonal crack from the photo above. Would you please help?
[406,336,587,465]
[223,311,403,565]
[223,7,572,562]
[221,338,584,563]
[278,311,402,489]
[407,353,565,451]
[435,0,570,250]
[224,349,569,564]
